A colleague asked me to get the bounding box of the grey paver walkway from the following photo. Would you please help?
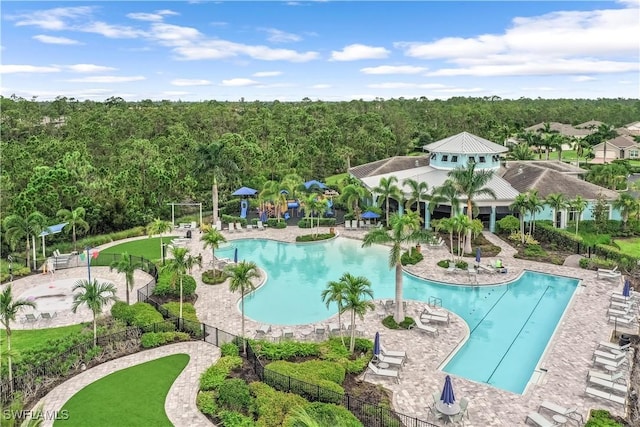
[36,341,219,427]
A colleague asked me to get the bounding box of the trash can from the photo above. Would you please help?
[186,230,192,239]
[619,334,631,347]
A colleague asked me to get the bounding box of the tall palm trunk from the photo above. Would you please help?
[465,200,473,253]
[92,312,97,346]
[349,309,356,353]
[241,295,246,353]
[72,224,77,252]
[213,180,219,224]
[394,263,404,323]
[25,235,31,269]
[179,277,183,319]
[337,304,345,347]
[8,331,13,391]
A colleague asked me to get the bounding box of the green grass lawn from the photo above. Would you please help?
[614,238,640,258]
[55,354,189,427]
[97,236,178,263]
[1,324,85,354]
[325,173,347,187]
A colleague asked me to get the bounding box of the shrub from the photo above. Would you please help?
[297,218,336,228]
[222,214,247,227]
[508,232,539,245]
[199,356,243,391]
[295,233,335,242]
[221,342,240,357]
[250,340,320,361]
[110,301,134,324]
[266,360,346,401]
[249,382,307,427]
[140,331,190,348]
[154,272,197,298]
[523,245,547,257]
[496,215,520,234]
[454,261,468,269]
[202,269,229,285]
[401,247,424,265]
[289,402,363,427]
[115,302,174,331]
[344,355,370,375]
[217,410,256,427]
[437,260,450,268]
[266,218,287,228]
[381,315,414,330]
[196,391,218,416]
[217,379,253,413]
[162,302,202,338]
[584,409,624,427]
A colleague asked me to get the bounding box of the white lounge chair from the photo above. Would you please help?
[608,315,636,326]
[445,265,459,274]
[608,307,629,317]
[380,343,407,360]
[598,341,631,352]
[610,300,635,310]
[537,401,584,424]
[588,377,628,394]
[420,312,450,324]
[364,362,400,383]
[375,353,404,367]
[585,387,626,405]
[235,222,244,232]
[599,266,619,274]
[410,317,439,336]
[257,221,266,231]
[593,356,627,369]
[477,264,497,274]
[351,220,358,229]
[593,350,626,361]
[598,269,622,280]
[588,370,626,384]
[215,220,222,231]
[525,411,554,427]
[227,223,235,232]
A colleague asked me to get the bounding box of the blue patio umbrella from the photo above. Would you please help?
[373,332,380,357]
[475,248,481,266]
[440,375,456,405]
[304,180,327,190]
[361,211,381,219]
[232,186,258,196]
[234,247,238,263]
[623,278,631,298]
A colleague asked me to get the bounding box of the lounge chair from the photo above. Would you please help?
[351,220,358,229]
[587,376,628,394]
[588,370,626,384]
[227,223,235,232]
[235,222,244,232]
[610,300,635,310]
[477,264,497,274]
[375,353,404,367]
[585,387,626,405]
[537,401,583,424]
[598,269,622,280]
[593,356,627,369]
[40,312,56,320]
[420,312,450,324]
[23,313,39,323]
[599,266,619,274]
[608,315,636,326]
[525,411,555,427]
[215,220,222,231]
[256,324,271,335]
[257,221,266,231]
[611,293,639,303]
[410,317,439,336]
[598,341,631,352]
[445,265,459,274]
[314,325,326,340]
[364,362,400,383]
[380,343,407,360]
[593,350,626,361]
[282,328,294,340]
[328,323,341,335]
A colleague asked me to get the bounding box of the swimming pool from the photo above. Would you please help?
[217,237,579,394]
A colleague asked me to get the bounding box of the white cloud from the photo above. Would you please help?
[149,23,201,47]
[173,40,319,62]
[66,64,117,73]
[221,78,260,87]
[10,6,93,30]
[360,65,427,75]
[253,71,282,77]
[572,75,596,82]
[330,44,390,61]
[33,35,82,45]
[67,75,146,83]
[210,21,228,27]
[127,12,166,22]
[0,65,60,74]
[261,28,302,43]
[311,84,331,89]
[171,79,212,86]
[82,22,146,38]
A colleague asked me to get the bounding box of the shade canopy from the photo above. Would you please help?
[623,279,631,298]
[304,180,327,190]
[232,187,258,196]
[39,222,68,237]
[440,375,456,405]
[373,332,380,357]
[361,211,381,219]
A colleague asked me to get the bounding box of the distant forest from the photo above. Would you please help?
[1,95,639,234]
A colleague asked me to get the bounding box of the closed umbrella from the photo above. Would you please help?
[440,375,456,406]
[234,247,238,264]
[374,332,380,357]
[623,278,631,298]
[475,248,481,267]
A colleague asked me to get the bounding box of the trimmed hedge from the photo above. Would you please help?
[217,378,253,413]
[196,391,218,417]
[110,301,174,332]
[140,331,190,348]
[48,226,146,256]
[295,233,335,242]
[249,382,308,427]
[401,247,423,265]
[250,340,320,361]
[266,218,287,228]
[153,272,197,298]
[297,218,337,228]
[199,356,244,391]
[266,360,346,403]
[222,215,247,227]
[285,402,363,427]
[202,269,229,285]
[162,302,203,338]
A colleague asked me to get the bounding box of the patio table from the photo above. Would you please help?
[435,400,460,416]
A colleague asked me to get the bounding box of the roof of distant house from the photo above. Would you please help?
[575,120,605,129]
[349,156,430,180]
[524,122,593,137]
[422,131,508,154]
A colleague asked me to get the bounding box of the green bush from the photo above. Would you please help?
[217,410,256,427]
[289,402,363,427]
[266,360,346,403]
[199,356,243,391]
[110,301,134,324]
[580,257,618,271]
[50,226,147,255]
[401,247,424,265]
[584,409,624,427]
[297,218,336,228]
[344,355,370,375]
[382,315,414,330]
[221,342,240,357]
[454,261,468,269]
[266,218,287,228]
[249,382,307,427]
[437,260,450,268]
[222,214,247,227]
[196,391,218,417]
[523,244,547,257]
[154,272,197,298]
[295,233,335,242]
[496,215,520,234]
[162,302,202,338]
[140,331,190,348]
[217,379,253,413]
[202,269,229,285]
[250,340,320,361]
[113,302,174,331]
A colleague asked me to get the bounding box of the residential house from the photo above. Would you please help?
[592,135,640,163]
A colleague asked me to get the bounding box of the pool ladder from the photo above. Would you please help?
[428,296,443,309]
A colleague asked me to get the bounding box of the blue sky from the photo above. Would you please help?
[1,1,638,102]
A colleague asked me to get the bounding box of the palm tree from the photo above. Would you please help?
[568,196,588,235]
[56,207,89,252]
[71,279,118,346]
[612,193,636,231]
[304,194,328,237]
[403,178,429,223]
[196,140,239,223]
[225,261,260,353]
[372,176,401,225]
[431,180,462,218]
[451,214,472,258]
[147,218,173,261]
[321,279,348,347]
[537,122,558,160]
[526,191,545,235]
[109,252,141,305]
[201,228,227,272]
[3,211,47,269]
[340,184,368,218]
[433,217,455,260]
[163,246,190,318]
[508,143,535,161]
[185,252,202,274]
[338,273,375,353]
[545,193,567,228]
[260,180,287,221]
[448,163,497,253]
[510,194,529,243]
[362,211,430,323]
[0,285,36,389]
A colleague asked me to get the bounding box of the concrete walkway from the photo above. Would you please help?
[36,341,219,427]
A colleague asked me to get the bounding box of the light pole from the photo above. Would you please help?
[162,243,167,266]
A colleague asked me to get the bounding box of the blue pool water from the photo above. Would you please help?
[217,237,579,394]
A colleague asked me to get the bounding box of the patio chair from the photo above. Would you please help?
[380,343,407,360]
[215,220,222,231]
[593,355,627,369]
[256,324,271,335]
[235,222,245,232]
[608,315,636,326]
[328,323,341,335]
[525,411,555,427]
[351,220,359,229]
[593,350,626,361]
[477,264,497,274]
[23,313,39,323]
[598,341,631,352]
[585,387,626,405]
[282,328,295,340]
[410,317,439,336]
[588,370,626,384]
[40,312,57,321]
[227,223,235,232]
[257,221,266,231]
[314,325,326,340]
[449,397,470,423]
[598,269,622,280]
[445,265,459,274]
[420,311,450,324]
[537,401,583,424]
[375,353,404,367]
[364,362,400,383]
[587,377,628,394]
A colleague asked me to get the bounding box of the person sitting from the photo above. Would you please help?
[495,259,503,268]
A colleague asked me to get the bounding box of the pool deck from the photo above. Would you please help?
[7,226,634,425]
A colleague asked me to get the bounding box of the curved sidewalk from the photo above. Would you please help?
[37,341,218,427]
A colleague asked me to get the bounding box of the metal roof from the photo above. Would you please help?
[422,132,508,155]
